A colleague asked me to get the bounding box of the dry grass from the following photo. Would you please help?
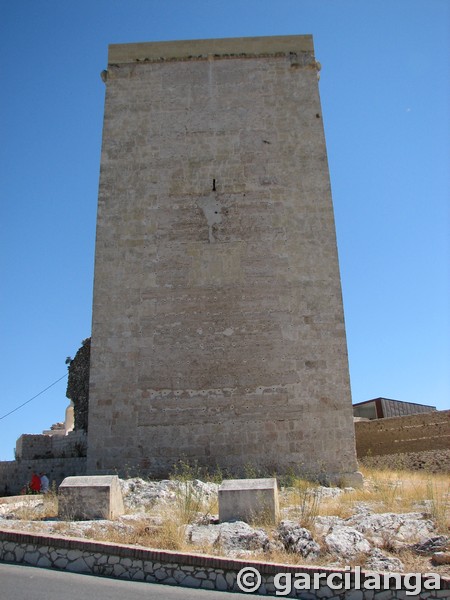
[12,491,58,521]
[82,513,190,551]
[313,466,450,533]
[281,478,322,527]
[396,548,441,573]
[172,480,218,525]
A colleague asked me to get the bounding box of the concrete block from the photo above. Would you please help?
[58,475,124,520]
[218,478,279,523]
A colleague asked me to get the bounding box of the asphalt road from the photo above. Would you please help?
[0,563,259,600]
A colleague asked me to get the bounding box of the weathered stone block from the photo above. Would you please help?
[218,478,279,523]
[58,475,124,520]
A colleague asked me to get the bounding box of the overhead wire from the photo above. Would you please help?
[0,373,68,421]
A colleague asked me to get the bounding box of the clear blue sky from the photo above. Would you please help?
[0,1,449,461]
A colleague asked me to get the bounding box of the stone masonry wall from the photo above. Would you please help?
[15,431,87,461]
[355,410,450,459]
[0,457,87,496]
[359,449,450,473]
[88,35,360,484]
[1,528,448,598]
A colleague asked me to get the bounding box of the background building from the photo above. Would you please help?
[353,397,436,420]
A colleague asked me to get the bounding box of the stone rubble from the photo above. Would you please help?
[347,511,436,547]
[120,478,219,511]
[411,536,449,555]
[324,525,372,559]
[276,519,321,558]
[365,548,405,572]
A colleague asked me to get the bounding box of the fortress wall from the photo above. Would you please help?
[355,410,450,458]
[0,431,87,496]
[15,431,87,461]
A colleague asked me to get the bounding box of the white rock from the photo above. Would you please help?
[187,521,269,557]
[120,478,218,511]
[311,486,346,500]
[348,512,435,546]
[325,525,371,559]
[314,515,346,536]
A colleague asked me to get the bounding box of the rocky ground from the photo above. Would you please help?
[0,477,449,577]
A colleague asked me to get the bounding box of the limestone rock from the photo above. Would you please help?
[187,523,221,548]
[314,515,346,536]
[277,520,321,558]
[410,535,449,555]
[348,512,435,547]
[310,486,348,500]
[120,478,218,512]
[365,548,404,572]
[352,502,374,516]
[187,521,270,557]
[324,525,371,559]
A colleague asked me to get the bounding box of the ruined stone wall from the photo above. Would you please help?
[15,435,52,460]
[88,36,359,484]
[15,431,87,461]
[355,410,450,466]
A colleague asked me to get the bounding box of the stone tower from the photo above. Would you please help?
[88,35,361,485]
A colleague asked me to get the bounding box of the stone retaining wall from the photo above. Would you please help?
[0,528,448,598]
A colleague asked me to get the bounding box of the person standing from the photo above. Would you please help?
[29,472,41,493]
[40,472,49,494]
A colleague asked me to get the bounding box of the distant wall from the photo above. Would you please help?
[15,430,87,460]
[359,448,450,473]
[355,410,450,469]
[1,430,87,495]
[0,457,87,496]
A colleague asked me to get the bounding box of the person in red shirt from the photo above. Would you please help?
[29,471,41,493]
